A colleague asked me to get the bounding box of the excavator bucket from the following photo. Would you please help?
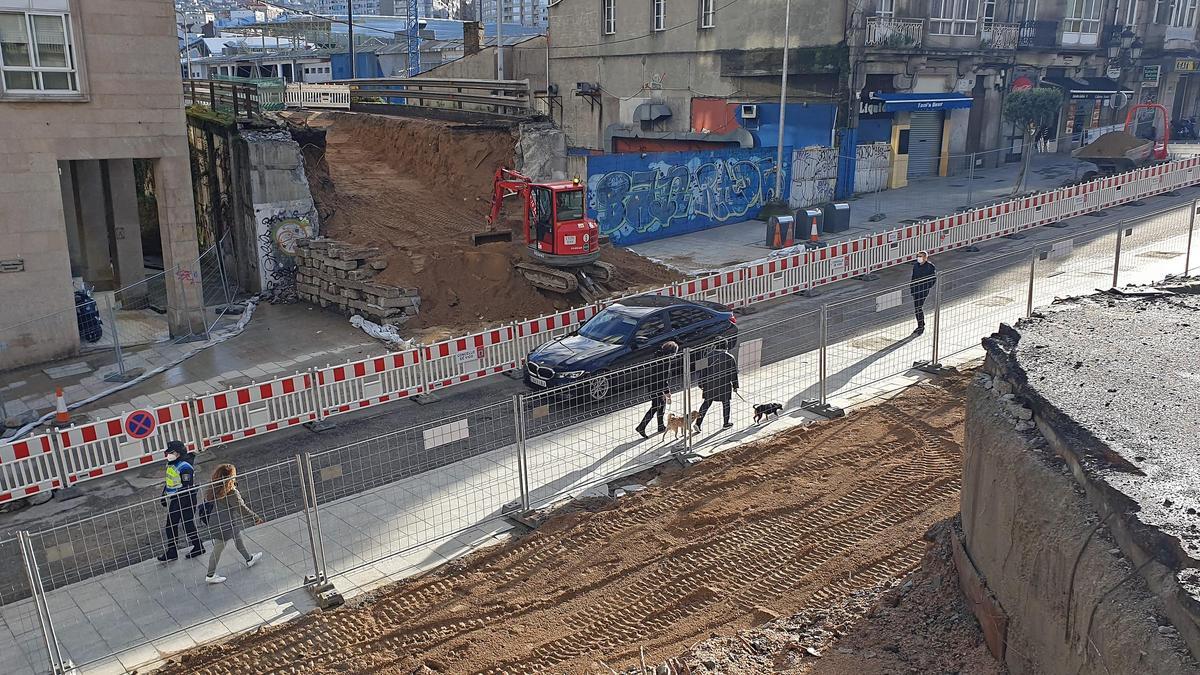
[471,230,513,246]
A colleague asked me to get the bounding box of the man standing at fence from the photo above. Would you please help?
[157,440,205,562]
[911,251,937,336]
[636,341,679,439]
[694,348,739,431]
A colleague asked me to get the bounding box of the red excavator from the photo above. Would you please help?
[472,168,615,298]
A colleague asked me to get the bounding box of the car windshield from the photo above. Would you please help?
[578,308,639,344]
[556,189,585,221]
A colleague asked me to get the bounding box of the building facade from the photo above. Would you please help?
[0,0,201,370]
[547,0,847,153]
[479,0,548,27]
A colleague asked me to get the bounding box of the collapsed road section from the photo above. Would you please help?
[155,375,968,674]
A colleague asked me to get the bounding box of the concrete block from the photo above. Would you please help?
[362,282,401,299]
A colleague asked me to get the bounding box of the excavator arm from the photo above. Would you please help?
[474,167,535,246]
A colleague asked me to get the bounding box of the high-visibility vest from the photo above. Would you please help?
[164,461,192,494]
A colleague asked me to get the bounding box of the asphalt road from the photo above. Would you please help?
[0,187,1195,601]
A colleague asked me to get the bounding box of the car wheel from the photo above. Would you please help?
[587,372,611,402]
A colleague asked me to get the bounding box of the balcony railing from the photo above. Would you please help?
[1018,19,1059,48]
[981,22,1020,49]
[865,16,925,49]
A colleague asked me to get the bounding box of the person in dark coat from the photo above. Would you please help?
[911,251,937,335]
[635,341,679,438]
[694,349,739,431]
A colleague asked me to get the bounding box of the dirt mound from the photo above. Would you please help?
[156,376,969,675]
[1074,131,1151,158]
[290,111,682,335]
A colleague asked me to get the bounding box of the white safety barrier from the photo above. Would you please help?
[285,83,352,110]
[194,373,317,449]
[0,436,62,504]
[56,402,198,488]
[315,349,425,419]
[5,155,1198,499]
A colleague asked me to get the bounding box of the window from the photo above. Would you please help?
[555,189,584,221]
[602,0,615,34]
[634,315,668,342]
[1063,0,1102,38]
[982,0,996,25]
[579,309,638,344]
[653,0,666,31]
[877,0,896,16]
[700,0,716,27]
[1172,0,1198,27]
[669,307,708,330]
[1119,0,1139,25]
[0,10,77,94]
[929,0,979,35]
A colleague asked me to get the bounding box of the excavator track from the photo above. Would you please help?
[584,261,616,283]
[515,262,579,294]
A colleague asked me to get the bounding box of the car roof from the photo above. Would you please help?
[610,295,729,313]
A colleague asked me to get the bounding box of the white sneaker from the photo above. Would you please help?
[205,574,226,584]
[244,552,263,568]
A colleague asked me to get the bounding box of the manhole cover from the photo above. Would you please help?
[1135,250,1184,259]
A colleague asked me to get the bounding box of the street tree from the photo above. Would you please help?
[1003,88,1064,196]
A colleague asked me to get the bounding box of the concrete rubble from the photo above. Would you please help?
[294,237,421,327]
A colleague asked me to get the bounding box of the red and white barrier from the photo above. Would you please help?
[315,349,425,419]
[56,402,196,488]
[423,327,518,391]
[194,373,317,448]
[675,269,746,308]
[512,306,599,368]
[0,436,62,504]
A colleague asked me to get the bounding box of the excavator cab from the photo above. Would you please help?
[526,181,600,266]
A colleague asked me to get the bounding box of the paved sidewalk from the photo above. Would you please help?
[632,153,1087,274]
[4,216,1191,675]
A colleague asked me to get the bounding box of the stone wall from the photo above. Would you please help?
[294,239,419,326]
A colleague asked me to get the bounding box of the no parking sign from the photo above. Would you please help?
[124,409,157,440]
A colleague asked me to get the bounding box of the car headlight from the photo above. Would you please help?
[558,370,587,379]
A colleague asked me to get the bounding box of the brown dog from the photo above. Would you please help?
[663,412,699,439]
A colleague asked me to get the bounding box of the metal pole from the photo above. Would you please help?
[818,305,828,405]
[295,454,323,582]
[930,274,943,366]
[105,295,127,380]
[1026,252,1036,317]
[496,0,505,79]
[1185,201,1196,276]
[348,0,356,80]
[681,348,693,454]
[304,453,329,579]
[512,395,530,511]
[1112,226,1124,288]
[967,152,975,206]
[773,0,792,201]
[18,531,62,674]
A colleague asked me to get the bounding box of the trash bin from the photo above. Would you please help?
[796,208,823,241]
[764,215,796,249]
[821,202,851,233]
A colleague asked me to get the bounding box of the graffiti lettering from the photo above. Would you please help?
[587,149,787,246]
[254,199,317,294]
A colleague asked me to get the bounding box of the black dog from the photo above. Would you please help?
[753,402,784,424]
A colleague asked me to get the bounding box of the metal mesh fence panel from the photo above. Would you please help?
[1115,205,1193,287]
[24,458,307,669]
[111,269,174,349]
[937,251,1033,362]
[0,536,52,675]
[308,400,521,580]
[1031,224,1121,306]
[823,283,934,400]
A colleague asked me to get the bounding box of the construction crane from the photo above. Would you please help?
[406,0,420,76]
[472,168,615,298]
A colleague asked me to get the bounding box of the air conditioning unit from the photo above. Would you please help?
[575,82,599,95]
[740,104,758,119]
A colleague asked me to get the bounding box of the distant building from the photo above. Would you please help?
[479,0,546,28]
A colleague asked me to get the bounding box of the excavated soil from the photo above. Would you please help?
[157,376,968,675]
[289,111,681,335]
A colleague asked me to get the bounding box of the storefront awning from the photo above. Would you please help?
[866,92,973,111]
[1039,76,1134,99]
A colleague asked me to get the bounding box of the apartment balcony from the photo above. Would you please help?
[1018,20,1058,48]
[865,16,924,49]
[981,22,1020,50]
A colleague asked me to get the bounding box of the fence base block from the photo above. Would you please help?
[53,486,83,502]
[963,245,982,252]
[305,419,336,433]
[853,273,881,282]
[103,367,143,383]
[800,399,845,419]
[1085,211,1108,218]
[412,393,441,405]
[1003,233,1028,240]
[868,213,887,222]
[502,370,524,380]
[304,576,344,609]
[1044,221,1070,228]
[913,360,954,376]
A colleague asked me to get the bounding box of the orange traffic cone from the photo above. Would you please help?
[54,387,70,425]
[771,222,782,248]
[808,217,820,244]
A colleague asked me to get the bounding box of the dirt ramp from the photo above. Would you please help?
[291,111,682,335]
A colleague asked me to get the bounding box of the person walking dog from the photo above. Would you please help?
[694,348,739,431]
[157,440,205,562]
[199,463,264,584]
[636,341,679,439]
[910,251,937,335]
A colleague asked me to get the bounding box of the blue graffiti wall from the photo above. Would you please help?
[587,148,791,246]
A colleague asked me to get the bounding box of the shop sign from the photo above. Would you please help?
[1176,58,1199,73]
[1142,65,1161,86]
[1106,65,1123,80]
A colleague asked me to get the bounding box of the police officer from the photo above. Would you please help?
[157,440,205,562]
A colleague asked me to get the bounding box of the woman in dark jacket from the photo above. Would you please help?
[201,463,264,584]
[635,341,679,438]
[695,349,739,430]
